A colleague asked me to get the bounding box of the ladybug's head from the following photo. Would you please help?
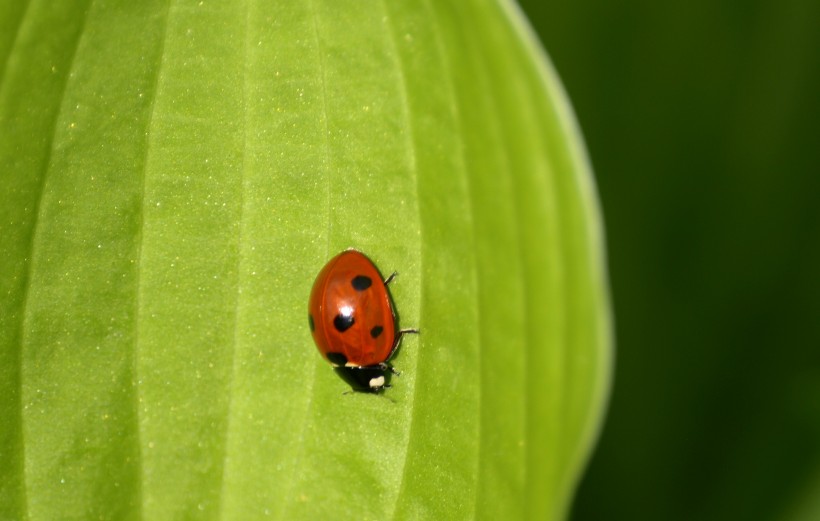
[334,366,392,393]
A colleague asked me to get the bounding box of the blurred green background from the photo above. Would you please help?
[518,0,820,520]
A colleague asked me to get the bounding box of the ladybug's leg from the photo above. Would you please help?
[384,328,420,364]
[383,271,398,285]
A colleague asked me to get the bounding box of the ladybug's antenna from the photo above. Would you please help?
[397,328,420,341]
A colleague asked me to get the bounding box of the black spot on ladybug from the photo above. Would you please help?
[326,352,348,366]
[351,275,372,291]
[370,326,383,339]
[334,313,355,332]
[308,314,315,332]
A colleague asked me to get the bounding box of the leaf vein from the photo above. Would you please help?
[275,1,325,517]
[462,3,531,516]
[217,0,252,518]
[133,1,174,518]
[378,2,424,519]
[0,0,33,87]
[15,2,95,518]
[418,1,486,518]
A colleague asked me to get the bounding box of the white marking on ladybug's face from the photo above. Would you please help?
[369,376,385,389]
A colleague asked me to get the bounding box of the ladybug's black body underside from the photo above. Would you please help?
[334,366,392,393]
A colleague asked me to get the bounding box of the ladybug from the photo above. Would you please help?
[308,249,418,392]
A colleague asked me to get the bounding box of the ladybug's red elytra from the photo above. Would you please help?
[308,249,418,392]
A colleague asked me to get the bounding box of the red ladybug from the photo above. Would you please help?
[308,249,418,392]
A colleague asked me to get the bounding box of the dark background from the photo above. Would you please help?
[518,0,820,519]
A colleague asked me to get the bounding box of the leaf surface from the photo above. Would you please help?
[0,1,611,520]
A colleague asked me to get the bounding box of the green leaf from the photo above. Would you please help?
[0,1,611,520]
